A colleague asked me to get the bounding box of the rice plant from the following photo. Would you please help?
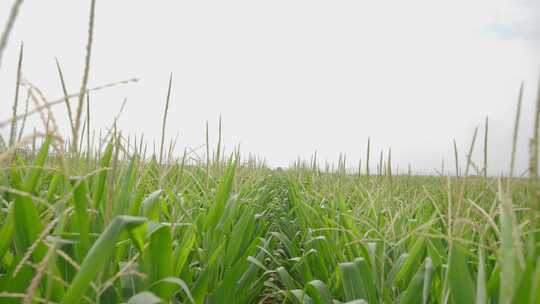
[1,1,540,303]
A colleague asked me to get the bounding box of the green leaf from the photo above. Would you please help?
[147,224,173,300]
[385,253,409,287]
[172,225,196,276]
[205,160,235,231]
[70,176,91,259]
[61,215,146,304]
[499,190,520,304]
[277,266,298,290]
[448,244,475,304]
[148,277,195,304]
[290,289,314,304]
[306,280,333,304]
[127,291,163,304]
[139,189,163,221]
[113,156,138,216]
[400,257,432,304]
[422,257,433,304]
[394,236,425,286]
[0,203,14,264]
[353,257,377,303]
[92,141,114,209]
[475,240,487,304]
[530,258,540,304]
[339,262,367,301]
[24,136,50,193]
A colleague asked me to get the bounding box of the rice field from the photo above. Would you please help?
[1,125,540,304]
[1,1,540,304]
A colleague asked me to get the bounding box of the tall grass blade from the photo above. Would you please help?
[61,215,146,304]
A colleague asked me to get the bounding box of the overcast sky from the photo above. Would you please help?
[0,0,539,175]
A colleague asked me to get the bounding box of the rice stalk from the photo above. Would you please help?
[159,73,173,164]
[55,58,75,134]
[483,116,488,179]
[510,83,524,180]
[17,88,31,142]
[453,139,459,177]
[0,78,138,129]
[0,0,24,70]
[366,137,370,177]
[86,92,91,161]
[72,0,97,154]
[9,42,23,146]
